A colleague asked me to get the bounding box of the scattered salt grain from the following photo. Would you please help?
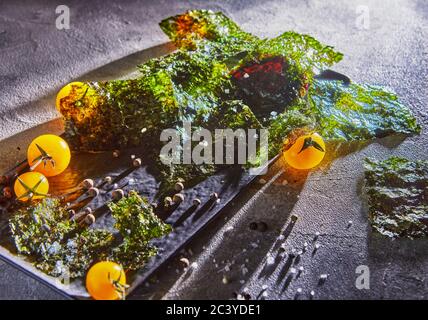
[320,274,328,280]
[222,275,229,284]
[266,255,275,265]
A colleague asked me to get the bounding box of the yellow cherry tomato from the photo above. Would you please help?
[14,172,49,202]
[86,261,128,300]
[27,134,71,177]
[55,81,85,111]
[283,132,326,170]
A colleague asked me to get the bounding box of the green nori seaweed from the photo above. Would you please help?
[364,157,428,239]
[58,10,346,191]
[59,10,419,187]
[9,192,171,278]
[308,80,421,140]
[108,190,172,270]
[9,198,113,278]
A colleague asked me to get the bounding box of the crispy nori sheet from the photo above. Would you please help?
[364,157,428,239]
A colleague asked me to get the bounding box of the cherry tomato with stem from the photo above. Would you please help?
[27,134,71,177]
[13,171,49,202]
[283,132,326,170]
[86,261,128,300]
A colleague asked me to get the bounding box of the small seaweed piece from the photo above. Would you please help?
[108,191,172,270]
[364,157,428,239]
[9,191,172,277]
[9,198,114,278]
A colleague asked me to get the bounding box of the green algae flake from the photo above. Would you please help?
[9,192,172,278]
[364,157,428,239]
[308,80,421,141]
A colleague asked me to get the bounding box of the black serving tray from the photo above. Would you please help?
[0,42,277,299]
[0,146,271,299]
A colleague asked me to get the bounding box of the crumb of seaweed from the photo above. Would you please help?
[363,157,428,239]
[108,190,172,270]
[9,191,172,278]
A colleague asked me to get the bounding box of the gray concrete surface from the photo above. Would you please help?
[0,0,427,299]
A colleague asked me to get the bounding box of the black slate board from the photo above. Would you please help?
[0,142,271,298]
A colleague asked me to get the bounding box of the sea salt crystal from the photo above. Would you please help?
[250,242,259,249]
[225,226,234,232]
[266,255,275,265]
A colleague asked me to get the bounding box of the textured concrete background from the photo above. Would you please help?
[0,0,427,299]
